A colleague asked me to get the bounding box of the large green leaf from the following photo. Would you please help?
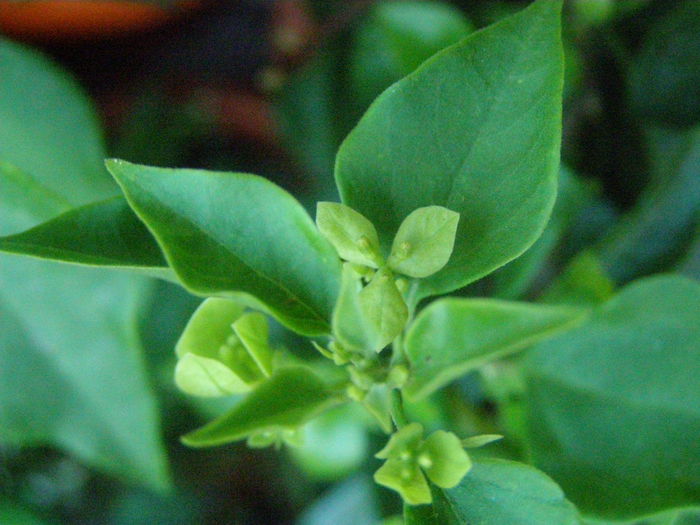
[106,160,341,336]
[524,275,700,519]
[0,166,168,489]
[0,38,115,204]
[182,367,338,447]
[0,197,173,281]
[404,298,586,400]
[336,0,563,298]
[0,54,168,490]
[490,166,596,299]
[0,259,168,490]
[585,507,700,525]
[405,459,579,525]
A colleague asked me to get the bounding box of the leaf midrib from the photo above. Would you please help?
[124,175,329,326]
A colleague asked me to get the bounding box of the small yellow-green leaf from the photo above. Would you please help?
[175,297,244,359]
[375,458,431,506]
[420,430,471,489]
[388,206,459,278]
[333,264,374,353]
[233,312,273,377]
[316,202,382,267]
[376,422,424,459]
[174,353,250,397]
[362,383,393,434]
[359,268,409,352]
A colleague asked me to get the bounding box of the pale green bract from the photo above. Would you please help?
[174,298,274,397]
[316,202,383,268]
[374,423,472,505]
[388,206,459,278]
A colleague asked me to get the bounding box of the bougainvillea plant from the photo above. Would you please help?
[2,1,699,522]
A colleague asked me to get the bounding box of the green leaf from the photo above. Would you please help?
[174,353,249,397]
[181,367,337,447]
[106,159,341,336]
[413,459,579,525]
[584,507,700,525]
[0,260,169,490]
[333,265,374,353]
[175,297,244,359]
[388,206,459,278]
[524,275,700,519]
[0,161,71,229]
[0,143,167,490]
[333,265,408,354]
[336,0,563,298]
[233,312,273,377]
[359,268,409,352]
[375,422,424,459]
[419,431,471,489]
[316,202,382,267]
[404,297,586,400]
[375,456,431,506]
[460,434,503,449]
[0,197,173,281]
[0,38,115,204]
[490,166,596,299]
[174,298,269,396]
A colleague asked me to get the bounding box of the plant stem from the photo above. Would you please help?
[390,389,409,429]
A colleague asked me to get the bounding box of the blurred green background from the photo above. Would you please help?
[0,0,699,523]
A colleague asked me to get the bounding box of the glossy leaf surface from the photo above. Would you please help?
[0,197,171,280]
[0,37,115,204]
[336,0,563,297]
[404,298,585,400]
[182,367,337,447]
[525,275,700,518]
[107,160,341,336]
[405,459,578,525]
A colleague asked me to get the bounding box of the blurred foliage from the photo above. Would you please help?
[1,0,699,523]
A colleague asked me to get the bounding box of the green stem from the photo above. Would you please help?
[390,389,409,429]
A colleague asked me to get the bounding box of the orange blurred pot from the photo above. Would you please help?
[0,0,200,40]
